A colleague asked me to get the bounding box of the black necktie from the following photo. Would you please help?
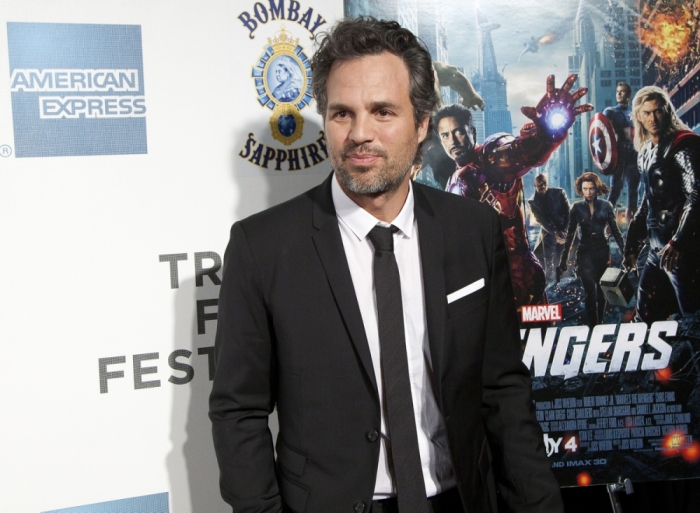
[367,225,428,513]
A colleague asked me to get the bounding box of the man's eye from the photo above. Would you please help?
[378,109,390,116]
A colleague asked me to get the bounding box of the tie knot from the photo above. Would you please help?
[368,224,397,252]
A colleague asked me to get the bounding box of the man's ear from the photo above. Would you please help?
[417,115,430,144]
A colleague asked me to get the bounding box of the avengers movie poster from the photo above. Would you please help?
[346,0,700,487]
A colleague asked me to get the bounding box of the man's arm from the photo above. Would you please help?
[605,201,625,251]
[481,210,564,513]
[209,222,282,512]
[558,190,570,235]
[483,75,593,183]
[624,194,648,270]
[669,143,700,252]
[528,200,556,234]
[433,60,485,111]
[657,143,700,271]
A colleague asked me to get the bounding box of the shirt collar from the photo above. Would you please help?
[331,172,415,241]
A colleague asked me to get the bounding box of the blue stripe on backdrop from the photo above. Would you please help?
[42,492,168,513]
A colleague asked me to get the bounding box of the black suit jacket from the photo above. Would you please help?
[209,173,563,513]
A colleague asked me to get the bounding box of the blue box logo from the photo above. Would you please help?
[42,492,168,513]
[7,22,147,157]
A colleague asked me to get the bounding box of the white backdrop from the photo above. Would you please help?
[0,1,342,511]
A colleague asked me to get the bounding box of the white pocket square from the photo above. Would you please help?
[447,278,485,304]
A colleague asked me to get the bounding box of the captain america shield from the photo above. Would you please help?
[588,112,618,176]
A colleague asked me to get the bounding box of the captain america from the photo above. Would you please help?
[624,86,700,322]
[603,81,640,223]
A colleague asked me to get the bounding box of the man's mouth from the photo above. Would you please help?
[341,144,387,167]
[346,153,381,166]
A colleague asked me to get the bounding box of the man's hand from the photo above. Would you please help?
[433,61,485,111]
[659,244,681,272]
[521,74,594,142]
[461,90,486,111]
[623,253,638,272]
[555,231,567,244]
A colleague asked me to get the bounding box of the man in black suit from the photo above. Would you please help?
[528,174,570,284]
[210,18,564,513]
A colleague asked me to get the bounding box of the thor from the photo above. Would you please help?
[209,17,563,513]
[624,86,700,322]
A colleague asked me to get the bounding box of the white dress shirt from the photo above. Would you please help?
[331,174,456,499]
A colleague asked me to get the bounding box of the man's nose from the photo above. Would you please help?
[349,113,375,144]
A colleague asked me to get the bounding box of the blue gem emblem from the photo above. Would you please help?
[278,115,296,137]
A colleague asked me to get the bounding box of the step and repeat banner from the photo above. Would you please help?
[2,0,699,512]
[0,1,340,512]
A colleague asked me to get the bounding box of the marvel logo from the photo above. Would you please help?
[521,304,562,323]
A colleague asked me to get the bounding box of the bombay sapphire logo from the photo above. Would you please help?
[7,22,147,158]
[252,25,312,145]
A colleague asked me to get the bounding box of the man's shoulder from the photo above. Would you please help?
[414,181,497,224]
[669,130,700,154]
[478,132,515,158]
[234,180,323,244]
[549,187,567,198]
[652,131,697,161]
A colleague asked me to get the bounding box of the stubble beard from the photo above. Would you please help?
[331,140,418,196]
[450,141,473,168]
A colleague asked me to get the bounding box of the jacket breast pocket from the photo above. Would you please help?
[446,282,488,319]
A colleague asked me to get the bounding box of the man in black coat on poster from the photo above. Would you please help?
[529,173,570,284]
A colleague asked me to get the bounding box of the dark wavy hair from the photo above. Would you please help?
[311,17,439,131]
[574,171,610,196]
[433,103,476,140]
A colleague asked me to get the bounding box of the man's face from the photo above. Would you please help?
[535,178,548,194]
[324,52,428,196]
[437,116,474,166]
[582,181,597,202]
[638,99,668,139]
[616,86,630,106]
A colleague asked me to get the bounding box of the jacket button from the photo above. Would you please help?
[354,501,365,513]
[366,429,378,442]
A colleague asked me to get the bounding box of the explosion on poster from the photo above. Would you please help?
[349,0,700,486]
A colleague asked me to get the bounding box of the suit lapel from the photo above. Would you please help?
[413,185,447,404]
[311,174,379,396]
